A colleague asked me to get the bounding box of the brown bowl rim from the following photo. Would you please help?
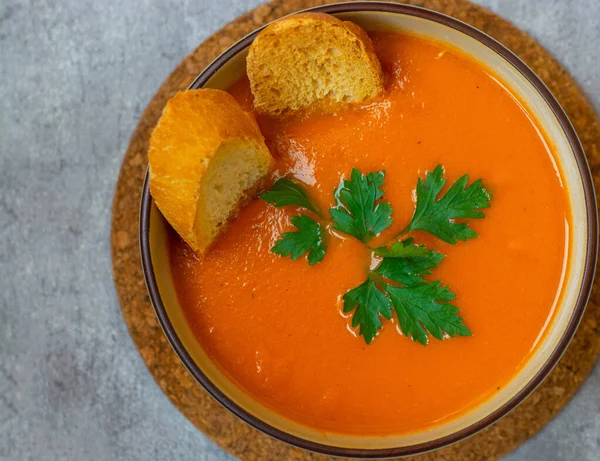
[139,2,598,458]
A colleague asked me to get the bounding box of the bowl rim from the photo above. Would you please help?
[139,2,598,458]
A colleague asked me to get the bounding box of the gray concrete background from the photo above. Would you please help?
[0,0,599,460]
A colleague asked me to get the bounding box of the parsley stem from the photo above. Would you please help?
[368,270,386,289]
[397,223,413,238]
[309,201,324,219]
[380,224,413,249]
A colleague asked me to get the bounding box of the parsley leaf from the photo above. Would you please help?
[386,282,471,345]
[343,238,470,345]
[330,169,393,242]
[260,178,322,216]
[342,278,392,344]
[404,165,491,244]
[272,214,327,265]
[373,237,429,258]
[376,239,445,286]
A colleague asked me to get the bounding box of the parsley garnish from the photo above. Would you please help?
[343,278,392,344]
[260,178,327,265]
[375,238,445,286]
[373,237,429,258]
[272,214,327,266]
[259,178,322,216]
[260,165,491,345]
[330,169,393,242]
[386,282,471,345]
[344,238,469,344]
[403,165,491,243]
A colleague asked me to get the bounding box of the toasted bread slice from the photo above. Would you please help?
[148,89,273,253]
[247,12,384,114]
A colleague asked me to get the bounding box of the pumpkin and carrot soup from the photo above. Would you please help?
[167,32,569,435]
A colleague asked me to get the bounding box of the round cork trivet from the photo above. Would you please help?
[111,1,600,459]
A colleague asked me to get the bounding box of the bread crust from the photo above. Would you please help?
[148,89,272,252]
[247,12,384,114]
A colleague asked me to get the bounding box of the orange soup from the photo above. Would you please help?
[167,32,569,435]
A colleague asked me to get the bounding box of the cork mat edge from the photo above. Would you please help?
[111,1,600,460]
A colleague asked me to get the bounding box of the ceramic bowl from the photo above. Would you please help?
[140,2,597,458]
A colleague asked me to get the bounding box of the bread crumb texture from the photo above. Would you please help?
[247,13,384,114]
[148,89,273,253]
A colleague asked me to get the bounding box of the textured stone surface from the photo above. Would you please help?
[1,1,599,461]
